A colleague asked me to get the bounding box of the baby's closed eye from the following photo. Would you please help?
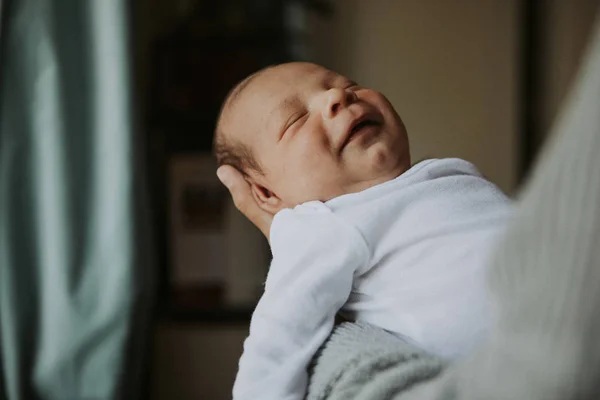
[280,111,309,140]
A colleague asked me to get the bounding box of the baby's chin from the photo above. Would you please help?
[368,139,410,171]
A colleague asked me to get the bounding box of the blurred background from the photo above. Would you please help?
[0,0,598,399]
[134,1,597,398]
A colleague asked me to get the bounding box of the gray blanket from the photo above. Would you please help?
[308,10,600,400]
[308,322,446,399]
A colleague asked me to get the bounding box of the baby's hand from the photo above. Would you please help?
[217,165,274,241]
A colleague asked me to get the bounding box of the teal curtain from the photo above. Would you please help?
[0,0,152,399]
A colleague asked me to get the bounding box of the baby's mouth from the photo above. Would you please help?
[350,119,380,135]
[343,117,382,149]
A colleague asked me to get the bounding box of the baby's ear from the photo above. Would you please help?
[250,182,285,215]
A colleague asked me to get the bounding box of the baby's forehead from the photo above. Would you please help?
[248,63,334,95]
[220,79,277,139]
[226,82,279,122]
[223,63,338,136]
[228,73,294,117]
[238,63,336,109]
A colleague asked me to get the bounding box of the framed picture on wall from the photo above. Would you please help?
[168,154,229,309]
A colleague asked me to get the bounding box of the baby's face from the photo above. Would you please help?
[223,62,410,210]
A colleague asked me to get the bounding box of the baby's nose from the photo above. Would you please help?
[324,88,356,118]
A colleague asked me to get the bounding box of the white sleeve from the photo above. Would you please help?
[232,202,371,400]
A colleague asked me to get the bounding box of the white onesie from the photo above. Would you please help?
[233,158,512,400]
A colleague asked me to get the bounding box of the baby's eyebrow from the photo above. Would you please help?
[265,95,302,141]
[272,95,301,115]
[269,95,302,125]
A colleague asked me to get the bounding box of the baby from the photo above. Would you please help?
[214,62,512,400]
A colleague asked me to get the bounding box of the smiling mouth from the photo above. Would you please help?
[345,118,381,145]
[351,119,380,135]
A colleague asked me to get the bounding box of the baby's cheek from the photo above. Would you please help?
[295,135,329,164]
